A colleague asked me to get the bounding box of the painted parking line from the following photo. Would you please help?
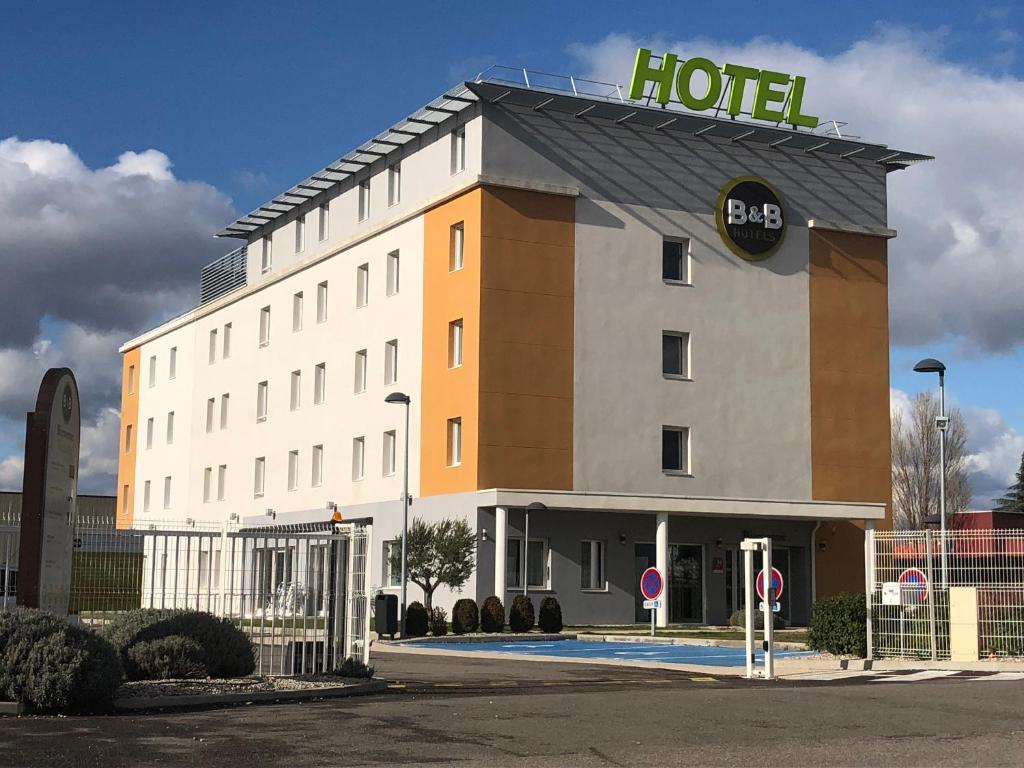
[873,670,961,682]
[965,671,1024,681]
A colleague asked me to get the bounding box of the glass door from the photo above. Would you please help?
[668,544,703,623]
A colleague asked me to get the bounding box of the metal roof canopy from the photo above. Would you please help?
[464,80,933,170]
[217,87,479,238]
[217,71,932,239]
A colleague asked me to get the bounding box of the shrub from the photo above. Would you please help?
[126,635,207,680]
[808,593,867,657]
[728,608,787,630]
[429,607,449,637]
[509,595,535,633]
[0,608,122,712]
[334,656,375,679]
[451,599,479,634]
[480,596,505,633]
[405,602,428,637]
[103,609,254,679]
[538,597,563,633]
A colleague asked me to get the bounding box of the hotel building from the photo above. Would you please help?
[116,66,930,626]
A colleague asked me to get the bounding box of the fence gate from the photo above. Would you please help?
[1,512,372,676]
[868,529,1024,661]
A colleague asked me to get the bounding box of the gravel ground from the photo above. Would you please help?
[117,674,369,699]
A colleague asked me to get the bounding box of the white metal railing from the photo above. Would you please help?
[200,244,248,305]
[869,529,1024,660]
[476,65,626,103]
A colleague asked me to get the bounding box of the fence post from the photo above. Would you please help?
[218,521,229,617]
[864,521,875,661]
[363,523,373,665]
[925,529,938,662]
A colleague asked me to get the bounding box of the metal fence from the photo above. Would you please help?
[869,529,1024,660]
[0,509,372,675]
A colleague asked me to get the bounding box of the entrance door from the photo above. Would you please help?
[633,543,704,623]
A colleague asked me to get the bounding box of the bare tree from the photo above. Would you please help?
[891,391,971,529]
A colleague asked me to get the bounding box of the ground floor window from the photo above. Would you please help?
[383,540,402,588]
[507,538,548,590]
[580,540,606,590]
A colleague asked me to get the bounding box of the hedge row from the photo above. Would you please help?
[402,596,563,637]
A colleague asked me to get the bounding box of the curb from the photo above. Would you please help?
[383,633,569,646]
[578,634,809,651]
[113,680,387,712]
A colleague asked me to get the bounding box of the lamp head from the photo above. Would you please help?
[913,358,946,375]
[384,392,411,405]
[526,501,548,513]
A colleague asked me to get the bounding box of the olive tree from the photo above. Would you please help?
[390,517,476,611]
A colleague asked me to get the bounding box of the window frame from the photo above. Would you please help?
[220,393,229,430]
[384,339,398,386]
[287,449,299,491]
[256,381,269,422]
[661,425,692,476]
[352,436,365,481]
[217,464,227,501]
[312,444,323,487]
[662,237,692,285]
[314,362,326,405]
[261,235,273,273]
[356,263,369,307]
[254,456,266,498]
[354,349,367,394]
[661,331,691,380]
[290,370,301,411]
[293,291,303,332]
[259,306,271,347]
[388,162,401,207]
[448,319,464,368]
[506,537,549,590]
[383,429,396,477]
[318,202,329,241]
[449,222,465,272]
[446,417,462,467]
[358,179,370,222]
[295,213,305,253]
[168,346,177,379]
[386,250,400,296]
[317,281,328,323]
[208,329,218,364]
[580,539,607,592]
[451,125,466,174]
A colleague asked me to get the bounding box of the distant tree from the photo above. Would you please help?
[994,452,1024,514]
[390,517,476,611]
[891,391,971,529]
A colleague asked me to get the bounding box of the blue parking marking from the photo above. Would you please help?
[413,639,817,667]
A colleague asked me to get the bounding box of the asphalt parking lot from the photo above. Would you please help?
[2,652,1024,767]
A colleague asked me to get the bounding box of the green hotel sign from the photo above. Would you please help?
[628,48,819,129]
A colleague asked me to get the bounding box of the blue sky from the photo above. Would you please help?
[0,1,1021,503]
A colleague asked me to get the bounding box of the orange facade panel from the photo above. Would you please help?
[116,347,141,529]
[809,228,893,597]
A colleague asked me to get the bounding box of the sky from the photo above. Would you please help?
[0,0,1021,506]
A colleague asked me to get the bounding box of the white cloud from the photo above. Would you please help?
[78,407,121,493]
[108,149,175,181]
[0,456,23,491]
[569,30,1024,353]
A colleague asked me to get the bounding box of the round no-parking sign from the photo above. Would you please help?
[640,567,663,601]
[898,567,929,604]
[756,567,784,601]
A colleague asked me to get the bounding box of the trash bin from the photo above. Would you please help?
[375,592,398,639]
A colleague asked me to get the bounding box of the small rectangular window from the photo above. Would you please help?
[168,347,177,379]
[220,393,229,429]
[662,426,690,474]
[203,467,212,503]
[388,163,401,206]
[143,480,151,514]
[163,476,172,510]
[352,437,365,480]
[354,350,367,393]
[449,223,464,272]
[256,381,268,422]
[663,238,690,283]
[581,540,606,590]
[217,465,227,501]
[293,292,303,332]
[122,484,129,517]
[209,329,218,364]
[384,339,398,385]
[146,418,154,449]
[288,450,299,491]
[358,179,370,222]
[317,281,328,322]
[166,411,175,444]
[259,306,271,347]
[383,430,396,477]
[312,444,323,487]
[125,424,133,453]
[295,214,305,253]
[223,323,232,359]
[356,264,369,307]
[507,539,547,589]
[254,456,266,497]
[447,417,462,467]
[386,250,400,296]
[314,363,326,405]
[262,235,273,272]
[318,202,329,241]
[384,541,402,587]
[206,398,215,433]
[448,319,463,368]
[451,125,466,174]
[148,355,157,387]
[662,332,690,378]
[127,365,135,394]
[290,370,301,411]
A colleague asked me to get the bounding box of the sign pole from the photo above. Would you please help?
[743,546,755,679]
[639,567,664,638]
[925,530,937,662]
[762,542,774,680]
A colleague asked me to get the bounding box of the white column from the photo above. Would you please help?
[656,513,669,628]
[494,507,507,599]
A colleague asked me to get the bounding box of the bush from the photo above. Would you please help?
[405,602,428,637]
[509,595,535,633]
[429,607,449,637]
[538,597,563,633]
[126,635,207,680]
[103,609,254,679]
[334,656,375,679]
[0,608,122,712]
[808,593,867,657]
[728,608,787,630]
[480,596,505,633]
[451,599,479,634]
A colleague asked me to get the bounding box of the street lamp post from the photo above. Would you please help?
[524,502,547,598]
[913,358,948,589]
[385,392,411,633]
